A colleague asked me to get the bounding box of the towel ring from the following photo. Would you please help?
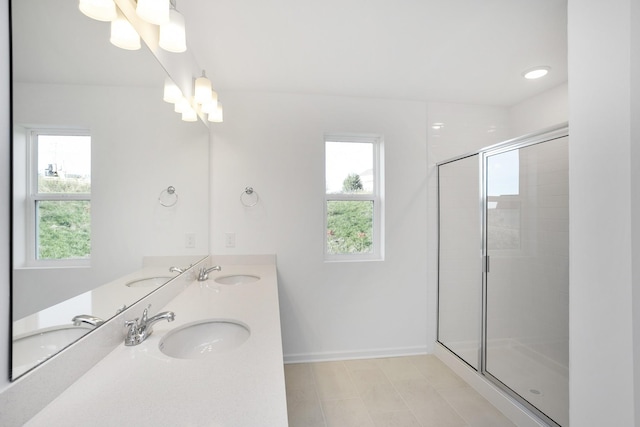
[240,187,259,207]
[159,186,178,207]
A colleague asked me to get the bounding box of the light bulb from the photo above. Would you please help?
[174,97,190,113]
[208,104,223,123]
[110,9,140,50]
[163,78,182,103]
[182,108,197,122]
[79,0,117,22]
[159,8,186,53]
[522,66,551,80]
[200,98,218,114]
[194,73,212,104]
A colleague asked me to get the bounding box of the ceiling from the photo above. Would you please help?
[14,0,567,108]
[179,0,568,107]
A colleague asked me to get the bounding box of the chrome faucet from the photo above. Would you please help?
[124,305,175,346]
[72,314,104,327]
[197,265,222,281]
[169,266,185,273]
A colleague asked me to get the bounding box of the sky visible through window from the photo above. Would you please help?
[37,134,91,182]
[325,141,373,193]
[487,149,519,197]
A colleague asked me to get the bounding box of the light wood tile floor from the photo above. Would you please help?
[284,355,516,427]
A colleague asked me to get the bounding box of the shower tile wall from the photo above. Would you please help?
[486,137,569,426]
[426,101,510,360]
[487,140,569,367]
[438,155,482,369]
[437,134,569,427]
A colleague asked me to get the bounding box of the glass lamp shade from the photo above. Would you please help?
[208,104,223,123]
[136,0,170,25]
[163,78,182,103]
[174,97,191,113]
[159,9,187,53]
[182,108,198,122]
[194,75,212,104]
[200,98,218,114]
[110,10,141,50]
[200,91,219,113]
[79,0,117,22]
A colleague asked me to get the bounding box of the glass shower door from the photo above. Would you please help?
[485,137,569,426]
[437,154,482,370]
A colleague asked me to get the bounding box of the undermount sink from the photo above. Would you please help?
[126,276,172,288]
[214,275,260,285]
[13,324,94,377]
[159,319,250,359]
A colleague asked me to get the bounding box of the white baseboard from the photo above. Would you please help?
[283,345,428,364]
[435,343,550,427]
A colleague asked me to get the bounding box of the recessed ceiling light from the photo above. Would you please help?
[522,66,551,80]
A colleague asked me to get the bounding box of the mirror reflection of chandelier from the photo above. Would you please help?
[78,0,186,53]
[77,0,223,123]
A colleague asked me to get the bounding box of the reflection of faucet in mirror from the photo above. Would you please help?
[71,315,104,327]
[198,265,222,281]
[124,305,175,346]
[169,266,186,274]
[10,0,210,381]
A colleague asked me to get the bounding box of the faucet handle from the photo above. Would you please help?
[140,304,151,324]
[125,318,138,329]
[124,318,140,346]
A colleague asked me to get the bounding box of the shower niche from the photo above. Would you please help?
[437,125,569,427]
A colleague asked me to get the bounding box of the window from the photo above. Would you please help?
[324,134,383,261]
[27,130,91,264]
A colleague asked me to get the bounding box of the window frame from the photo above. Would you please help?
[323,133,384,262]
[25,128,92,267]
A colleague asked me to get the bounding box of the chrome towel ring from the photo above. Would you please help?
[159,186,179,207]
[240,186,259,207]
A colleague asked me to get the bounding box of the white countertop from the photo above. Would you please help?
[12,265,186,378]
[26,262,289,427]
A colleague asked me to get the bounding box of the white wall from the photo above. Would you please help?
[211,92,430,360]
[12,83,209,317]
[426,102,510,164]
[508,83,568,137]
[208,90,567,363]
[569,0,639,425]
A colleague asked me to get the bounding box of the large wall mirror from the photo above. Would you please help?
[10,0,210,379]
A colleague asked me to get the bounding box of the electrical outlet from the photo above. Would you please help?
[225,232,236,248]
[185,233,196,248]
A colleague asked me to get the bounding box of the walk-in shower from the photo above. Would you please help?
[437,125,569,427]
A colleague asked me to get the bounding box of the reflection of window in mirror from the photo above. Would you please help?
[24,130,91,266]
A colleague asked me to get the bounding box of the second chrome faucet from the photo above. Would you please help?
[197,265,222,281]
[125,305,175,346]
